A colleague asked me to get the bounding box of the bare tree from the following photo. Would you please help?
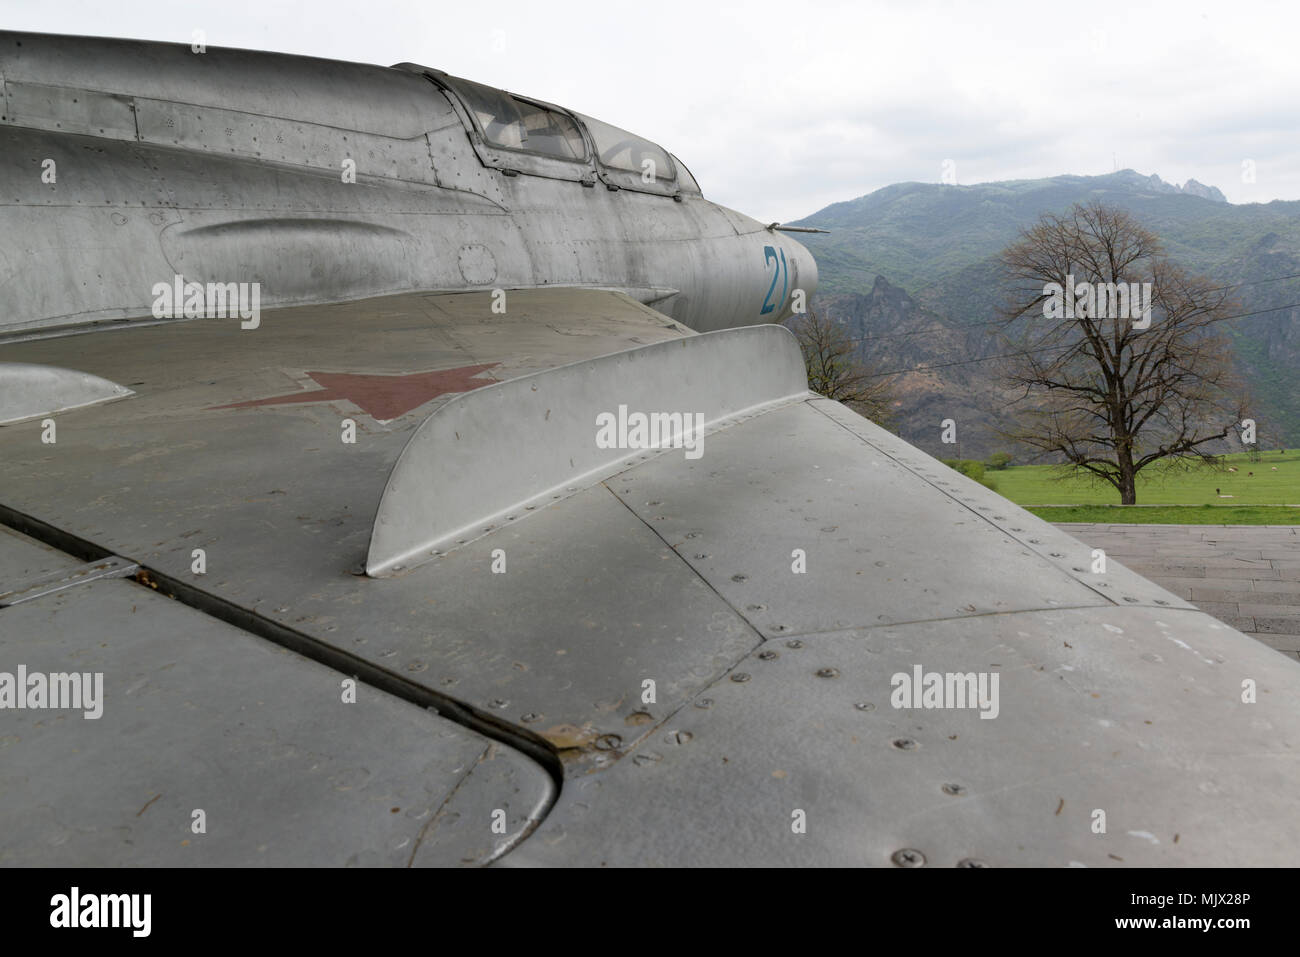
[998,201,1246,504]
[785,308,896,427]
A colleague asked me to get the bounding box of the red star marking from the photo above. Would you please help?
[211,364,499,421]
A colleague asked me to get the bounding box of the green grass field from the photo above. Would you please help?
[977,451,1300,525]
[1023,505,1298,525]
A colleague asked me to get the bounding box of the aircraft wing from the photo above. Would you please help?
[3,289,1299,867]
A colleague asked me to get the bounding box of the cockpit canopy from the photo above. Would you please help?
[430,71,699,198]
[576,112,673,183]
[451,78,587,161]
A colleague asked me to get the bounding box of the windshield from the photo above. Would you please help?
[578,113,674,182]
[451,78,586,161]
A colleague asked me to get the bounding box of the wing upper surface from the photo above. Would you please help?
[2,291,1298,866]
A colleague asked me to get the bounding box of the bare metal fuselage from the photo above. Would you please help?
[0,32,816,335]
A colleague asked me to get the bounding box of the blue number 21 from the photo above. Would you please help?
[760,245,789,315]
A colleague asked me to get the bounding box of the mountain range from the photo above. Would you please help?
[790,169,1300,460]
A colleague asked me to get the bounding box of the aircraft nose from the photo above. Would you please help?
[765,233,817,322]
[794,243,819,304]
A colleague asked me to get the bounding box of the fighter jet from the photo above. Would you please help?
[2,31,1297,867]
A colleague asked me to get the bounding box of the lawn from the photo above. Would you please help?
[1024,505,1299,525]
[977,451,1299,525]
[987,450,1300,506]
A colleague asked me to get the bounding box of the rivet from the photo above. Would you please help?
[785,639,803,649]
[488,698,508,709]
[816,667,839,678]
[891,848,926,867]
[695,698,714,708]
[730,673,751,683]
[666,730,693,745]
[854,701,875,712]
[594,733,622,751]
[758,650,779,660]
[731,574,748,582]
[892,737,917,750]
[957,858,989,868]
[942,783,966,796]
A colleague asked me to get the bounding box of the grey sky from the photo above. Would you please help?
[8,0,1299,222]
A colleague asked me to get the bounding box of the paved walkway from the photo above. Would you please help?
[1054,524,1300,663]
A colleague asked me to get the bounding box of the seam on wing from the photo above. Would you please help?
[803,399,1191,611]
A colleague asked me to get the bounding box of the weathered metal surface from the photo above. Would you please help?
[0,291,760,772]
[0,525,80,585]
[0,362,133,424]
[810,399,1198,608]
[0,574,554,866]
[0,286,691,423]
[0,34,443,140]
[504,604,1300,867]
[3,287,1299,866]
[0,554,137,606]
[0,31,818,335]
[609,399,1195,638]
[368,324,808,575]
[4,288,1300,869]
[408,741,556,868]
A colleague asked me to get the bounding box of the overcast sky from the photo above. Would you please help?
[8,0,1300,222]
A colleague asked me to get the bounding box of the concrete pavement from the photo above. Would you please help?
[1055,523,1300,663]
